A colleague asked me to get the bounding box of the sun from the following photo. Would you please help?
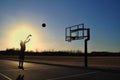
[9,23,38,51]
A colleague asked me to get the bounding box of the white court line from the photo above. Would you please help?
[0,73,12,80]
[0,69,19,72]
[47,71,100,80]
[0,69,29,72]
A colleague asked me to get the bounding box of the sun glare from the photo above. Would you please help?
[9,23,39,51]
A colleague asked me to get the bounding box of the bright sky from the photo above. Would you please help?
[0,0,120,52]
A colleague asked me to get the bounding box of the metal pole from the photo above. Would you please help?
[84,28,90,68]
[84,39,88,67]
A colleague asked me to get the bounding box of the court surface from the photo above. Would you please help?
[0,59,120,80]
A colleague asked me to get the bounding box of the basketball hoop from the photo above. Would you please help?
[65,23,90,67]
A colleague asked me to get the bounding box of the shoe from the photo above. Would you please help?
[20,66,24,70]
[22,67,24,70]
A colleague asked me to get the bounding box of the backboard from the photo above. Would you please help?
[65,23,90,42]
[65,23,84,42]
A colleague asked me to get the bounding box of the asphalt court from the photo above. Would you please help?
[0,60,120,80]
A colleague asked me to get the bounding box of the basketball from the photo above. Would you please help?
[42,23,46,27]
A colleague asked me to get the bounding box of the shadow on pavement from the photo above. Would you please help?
[25,60,120,73]
[16,74,24,80]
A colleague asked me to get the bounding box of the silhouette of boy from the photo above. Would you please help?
[18,34,31,69]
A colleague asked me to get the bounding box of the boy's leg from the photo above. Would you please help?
[21,55,24,68]
[21,59,24,70]
[19,55,23,68]
[19,59,20,66]
[18,55,21,67]
[18,59,21,68]
[21,59,23,67]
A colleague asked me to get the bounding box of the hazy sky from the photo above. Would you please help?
[0,0,120,52]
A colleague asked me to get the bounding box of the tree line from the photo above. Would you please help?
[0,49,120,56]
